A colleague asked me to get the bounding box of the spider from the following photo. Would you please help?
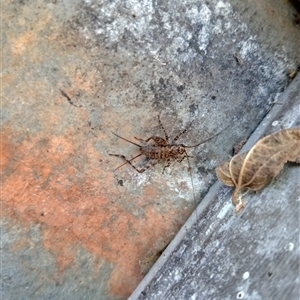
[109,115,220,173]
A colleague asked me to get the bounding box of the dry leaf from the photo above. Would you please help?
[216,128,300,207]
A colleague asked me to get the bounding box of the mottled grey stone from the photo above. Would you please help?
[129,73,300,300]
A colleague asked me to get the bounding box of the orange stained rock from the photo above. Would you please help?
[1,127,181,298]
[1,2,191,298]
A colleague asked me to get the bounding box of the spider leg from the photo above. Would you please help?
[175,151,193,163]
[109,153,142,171]
[172,121,193,143]
[109,153,146,173]
[158,115,169,142]
[134,136,167,146]
[176,156,186,163]
[162,159,171,174]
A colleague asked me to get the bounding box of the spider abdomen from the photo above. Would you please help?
[141,145,184,160]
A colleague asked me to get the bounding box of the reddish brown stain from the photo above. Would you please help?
[1,6,188,297]
[1,127,181,298]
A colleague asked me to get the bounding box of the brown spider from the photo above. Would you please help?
[109,115,221,174]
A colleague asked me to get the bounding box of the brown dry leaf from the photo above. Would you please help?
[216,128,300,207]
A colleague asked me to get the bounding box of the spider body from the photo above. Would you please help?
[109,115,218,174]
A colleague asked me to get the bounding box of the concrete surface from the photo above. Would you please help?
[1,0,300,299]
[129,72,300,300]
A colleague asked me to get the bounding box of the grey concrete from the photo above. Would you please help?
[129,73,300,299]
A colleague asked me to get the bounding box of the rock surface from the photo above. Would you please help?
[2,0,300,299]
